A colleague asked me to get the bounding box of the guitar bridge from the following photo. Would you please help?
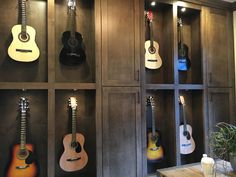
[16,49,32,53]
[147,59,158,62]
[16,164,29,170]
[67,157,81,162]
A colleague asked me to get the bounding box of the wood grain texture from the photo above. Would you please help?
[101,0,140,86]
[102,87,142,177]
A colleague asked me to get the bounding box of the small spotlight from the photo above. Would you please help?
[151,1,156,6]
[181,7,186,12]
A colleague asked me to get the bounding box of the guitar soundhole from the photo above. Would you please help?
[18,33,30,42]
[183,131,191,140]
[71,141,82,153]
[148,46,156,54]
[17,149,29,160]
[68,38,78,48]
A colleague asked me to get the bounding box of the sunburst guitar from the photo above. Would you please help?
[7,97,37,177]
[59,97,88,172]
[8,0,40,62]
[146,96,164,161]
[145,11,162,69]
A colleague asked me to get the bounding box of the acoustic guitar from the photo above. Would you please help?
[7,97,37,177]
[8,0,40,62]
[59,0,86,66]
[145,11,162,69]
[178,18,191,71]
[179,96,195,154]
[146,96,164,161]
[59,97,88,172]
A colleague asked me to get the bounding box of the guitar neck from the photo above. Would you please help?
[151,104,156,136]
[149,21,154,47]
[21,0,27,34]
[179,19,184,48]
[181,104,187,131]
[20,110,27,150]
[71,108,77,142]
[68,7,76,39]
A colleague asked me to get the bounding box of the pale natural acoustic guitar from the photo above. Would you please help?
[146,96,164,161]
[145,11,162,69]
[59,97,88,172]
[179,95,195,155]
[8,0,40,62]
[6,97,37,177]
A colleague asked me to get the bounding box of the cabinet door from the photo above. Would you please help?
[206,8,234,87]
[101,0,141,86]
[102,87,142,177]
[208,88,234,133]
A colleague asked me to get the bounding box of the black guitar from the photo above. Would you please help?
[178,18,191,71]
[59,0,86,66]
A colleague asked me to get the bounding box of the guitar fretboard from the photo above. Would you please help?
[71,108,77,143]
[68,6,76,40]
[21,0,27,34]
[20,110,27,150]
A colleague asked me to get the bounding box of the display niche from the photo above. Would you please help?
[0,0,47,82]
[179,90,204,165]
[0,90,48,177]
[145,2,174,85]
[146,90,175,174]
[177,6,202,84]
[55,0,95,83]
[55,90,96,177]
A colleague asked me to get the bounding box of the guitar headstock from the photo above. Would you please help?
[178,18,183,27]
[19,97,29,112]
[69,97,77,109]
[179,95,185,106]
[67,0,76,10]
[146,96,154,106]
[146,11,153,22]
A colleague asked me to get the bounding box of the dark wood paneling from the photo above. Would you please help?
[55,0,95,83]
[55,90,96,177]
[0,90,47,177]
[102,87,142,177]
[206,8,234,87]
[208,88,234,133]
[101,0,140,86]
[0,0,47,82]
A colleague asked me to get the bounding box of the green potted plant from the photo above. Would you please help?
[210,122,236,171]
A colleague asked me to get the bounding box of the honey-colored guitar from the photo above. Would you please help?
[8,0,40,62]
[7,97,37,177]
[59,97,88,172]
[146,96,164,161]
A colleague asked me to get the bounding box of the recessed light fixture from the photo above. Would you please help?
[151,1,156,6]
[181,7,186,12]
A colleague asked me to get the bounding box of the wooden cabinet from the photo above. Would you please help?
[101,0,141,86]
[102,87,142,177]
[208,88,235,132]
[205,8,234,87]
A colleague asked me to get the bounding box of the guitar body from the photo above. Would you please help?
[8,25,40,62]
[178,43,191,71]
[145,40,162,69]
[7,144,37,177]
[179,124,196,154]
[147,131,164,161]
[59,31,86,66]
[59,133,88,172]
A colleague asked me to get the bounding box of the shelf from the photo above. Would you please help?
[54,83,96,90]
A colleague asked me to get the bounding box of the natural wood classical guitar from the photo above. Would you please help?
[7,97,37,177]
[8,0,40,62]
[179,96,195,154]
[59,0,86,66]
[145,11,162,69]
[59,97,88,172]
[146,96,164,161]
